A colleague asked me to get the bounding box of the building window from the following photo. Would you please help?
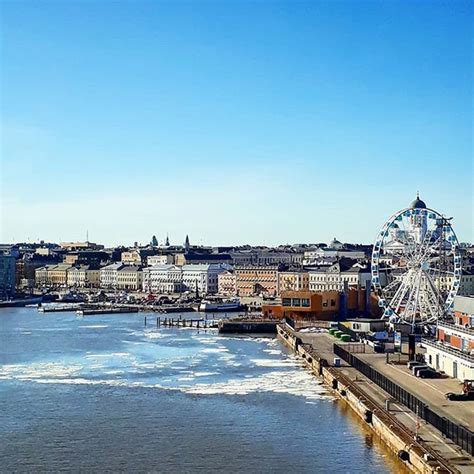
[292,298,301,307]
[282,298,291,307]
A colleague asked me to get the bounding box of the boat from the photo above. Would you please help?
[57,292,85,303]
[199,298,242,312]
[0,296,43,308]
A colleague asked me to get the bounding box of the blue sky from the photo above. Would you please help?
[1,0,472,246]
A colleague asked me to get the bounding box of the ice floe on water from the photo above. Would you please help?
[182,370,328,400]
[201,347,229,353]
[250,358,300,368]
[79,325,108,329]
[1,327,330,402]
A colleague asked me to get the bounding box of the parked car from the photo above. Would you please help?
[412,365,429,376]
[417,368,441,378]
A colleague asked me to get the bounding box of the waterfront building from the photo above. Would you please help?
[35,264,72,287]
[308,260,371,292]
[423,296,474,381]
[99,263,125,289]
[116,266,143,291]
[277,270,309,294]
[182,264,227,295]
[235,265,279,297]
[218,270,236,296]
[0,253,16,296]
[147,254,174,266]
[67,265,100,288]
[262,289,370,320]
[143,264,183,293]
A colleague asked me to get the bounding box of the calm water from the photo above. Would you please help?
[0,308,399,473]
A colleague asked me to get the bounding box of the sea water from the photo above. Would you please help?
[0,308,399,472]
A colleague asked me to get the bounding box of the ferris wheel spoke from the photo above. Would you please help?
[392,276,413,316]
[423,272,445,319]
[382,278,403,293]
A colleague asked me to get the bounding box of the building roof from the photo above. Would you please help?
[409,192,427,209]
[454,296,474,315]
[100,263,124,271]
[147,264,180,271]
[117,266,142,273]
[185,253,232,261]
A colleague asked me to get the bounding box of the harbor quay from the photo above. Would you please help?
[276,322,474,474]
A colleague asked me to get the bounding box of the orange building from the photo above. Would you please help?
[263,289,380,320]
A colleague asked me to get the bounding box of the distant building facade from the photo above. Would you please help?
[67,266,100,288]
[277,270,309,294]
[116,266,143,290]
[309,261,371,292]
[99,263,124,288]
[235,265,279,297]
[0,253,16,296]
[217,270,236,296]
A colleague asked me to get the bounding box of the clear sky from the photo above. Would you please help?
[1,0,472,247]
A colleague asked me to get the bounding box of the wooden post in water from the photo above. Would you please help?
[144,316,147,327]
[157,317,160,327]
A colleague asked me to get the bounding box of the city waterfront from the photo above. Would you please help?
[0,308,400,472]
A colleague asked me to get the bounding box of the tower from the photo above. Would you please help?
[409,192,428,244]
[151,235,158,247]
[165,234,170,246]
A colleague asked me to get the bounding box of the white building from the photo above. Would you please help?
[147,254,174,266]
[309,261,371,291]
[423,296,474,381]
[116,266,143,291]
[99,263,124,288]
[182,264,228,295]
[142,263,229,295]
[67,265,100,288]
[143,264,183,293]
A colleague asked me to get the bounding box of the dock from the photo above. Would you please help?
[38,304,82,313]
[77,307,139,316]
[156,316,218,329]
[277,322,474,473]
[218,318,278,334]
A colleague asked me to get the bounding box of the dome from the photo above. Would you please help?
[410,192,426,209]
[329,237,343,249]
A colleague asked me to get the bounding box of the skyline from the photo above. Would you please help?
[1,1,473,245]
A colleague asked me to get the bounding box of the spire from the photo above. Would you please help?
[151,235,158,247]
[185,235,190,252]
[165,234,170,246]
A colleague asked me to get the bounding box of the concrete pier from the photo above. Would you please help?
[277,323,472,474]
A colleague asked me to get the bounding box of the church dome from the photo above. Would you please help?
[410,193,426,209]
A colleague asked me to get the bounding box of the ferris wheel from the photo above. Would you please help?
[371,194,462,328]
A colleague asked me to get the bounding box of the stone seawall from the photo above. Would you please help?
[277,324,458,474]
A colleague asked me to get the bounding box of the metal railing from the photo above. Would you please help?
[422,338,474,364]
[437,320,474,337]
[334,343,474,455]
